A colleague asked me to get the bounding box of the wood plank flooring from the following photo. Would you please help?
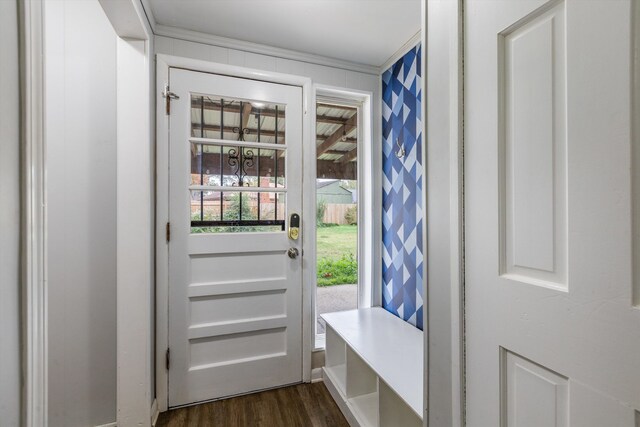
[156,382,349,427]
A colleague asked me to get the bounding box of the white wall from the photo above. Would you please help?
[0,1,21,425]
[45,1,119,425]
[154,35,379,102]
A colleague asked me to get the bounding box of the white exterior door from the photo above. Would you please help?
[465,0,640,425]
[167,68,303,407]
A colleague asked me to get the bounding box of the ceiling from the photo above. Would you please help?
[146,0,421,67]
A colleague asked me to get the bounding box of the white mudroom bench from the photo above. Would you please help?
[321,307,423,427]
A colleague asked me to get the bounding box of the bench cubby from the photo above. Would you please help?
[322,308,423,427]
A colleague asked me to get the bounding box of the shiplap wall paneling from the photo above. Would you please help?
[154,35,379,93]
[45,1,118,425]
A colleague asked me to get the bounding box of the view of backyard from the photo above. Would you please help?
[317,225,358,286]
[315,103,359,334]
[315,185,359,334]
[316,223,358,334]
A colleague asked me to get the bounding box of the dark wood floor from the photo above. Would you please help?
[156,382,349,427]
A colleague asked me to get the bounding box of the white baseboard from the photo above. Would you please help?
[94,398,158,427]
[151,398,160,426]
[311,367,324,383]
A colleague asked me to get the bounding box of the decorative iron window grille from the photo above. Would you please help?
[190,96,285,232]
[227,147,254,187]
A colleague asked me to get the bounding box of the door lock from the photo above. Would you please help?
[287,248,299,259]
[289,213,300,240]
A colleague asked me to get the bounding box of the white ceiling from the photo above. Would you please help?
[147,0,421,67]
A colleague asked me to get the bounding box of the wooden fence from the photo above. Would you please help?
[323,203,356,225]
[192,200,356,225]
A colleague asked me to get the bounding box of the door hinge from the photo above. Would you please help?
[166,222,171,242]
[162,83,179,115]
[166,348,170,370]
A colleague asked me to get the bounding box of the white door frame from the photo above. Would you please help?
[155,54,315,412]
[99,1,156,425]
[19,1,47,425]
[423,0,465,426]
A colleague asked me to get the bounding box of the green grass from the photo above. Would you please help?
[317,225,357,259]
[316,225,358,286]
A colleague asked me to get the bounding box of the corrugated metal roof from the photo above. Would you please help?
[189,96,358,164]
[316,103,357,164]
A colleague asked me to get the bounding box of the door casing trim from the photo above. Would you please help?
[20,0,47,425]
[422,0,465,424]
[155,54,314,412]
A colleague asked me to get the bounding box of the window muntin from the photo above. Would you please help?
[189,94,288,233]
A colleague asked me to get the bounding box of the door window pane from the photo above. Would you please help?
[190,190,285,233]
[191,95,286,145]
[190,143,286,189]
[189,93,288,233]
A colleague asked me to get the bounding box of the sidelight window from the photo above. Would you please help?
[315,102,360,336]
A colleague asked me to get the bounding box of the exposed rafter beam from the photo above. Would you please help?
[192,99,354,126]
[339,148,358,163]
[194,98,284,117]
[240,102,253,130]
[324,150,351,156]
[316,114,358,156]
[316,114,354,126]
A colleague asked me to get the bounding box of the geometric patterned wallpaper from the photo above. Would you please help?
[381,44,423,330]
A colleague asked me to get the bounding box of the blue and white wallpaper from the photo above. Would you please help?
[381,44,423,330]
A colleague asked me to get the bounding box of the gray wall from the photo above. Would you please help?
[45,0,118,425]
[0,1,21,425]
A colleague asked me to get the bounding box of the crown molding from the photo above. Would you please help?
[154,24,380,76]
[138,0,157,33]
[99,0,151,40]
[379,30,421,74]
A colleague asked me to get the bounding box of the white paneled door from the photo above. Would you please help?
[167,69,303,407]
[465,0,640,426]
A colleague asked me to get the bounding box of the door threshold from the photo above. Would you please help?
[168,381,304,410]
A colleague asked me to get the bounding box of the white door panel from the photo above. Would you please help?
[465,0,640,425]
[168,68,303,407]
